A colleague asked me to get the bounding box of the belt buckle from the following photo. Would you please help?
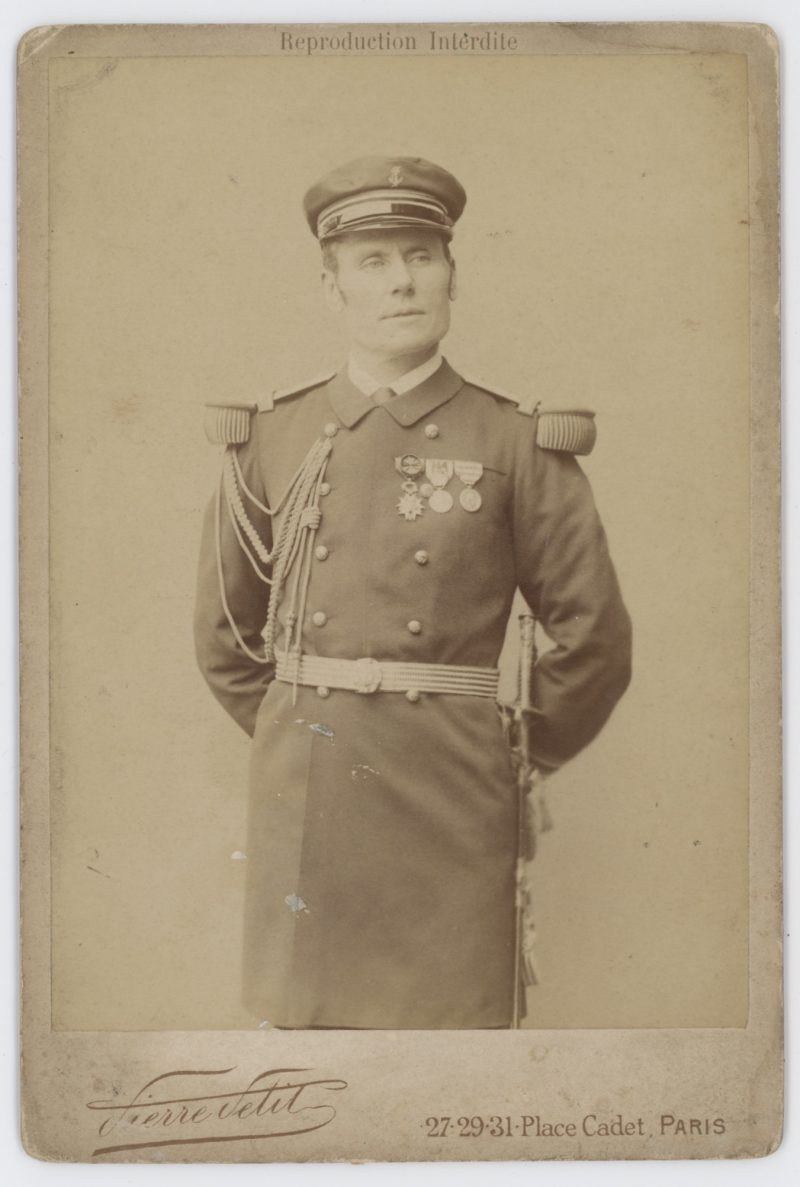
[352,657,382,694]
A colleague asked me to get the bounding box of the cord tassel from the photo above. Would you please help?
[262,437,332,663]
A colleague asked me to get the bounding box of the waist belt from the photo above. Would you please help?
[275,652,500,698]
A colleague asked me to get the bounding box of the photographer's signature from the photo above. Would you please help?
[86,1067,348,1155]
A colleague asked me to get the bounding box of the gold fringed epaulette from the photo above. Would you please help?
[257,371,336,413]
[204,402,257,445]
[535,408,597,456]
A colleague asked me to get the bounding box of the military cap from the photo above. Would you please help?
[303,155,467,243]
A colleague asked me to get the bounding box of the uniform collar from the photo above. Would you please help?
[327,357,464,429]
[348,352,443,397]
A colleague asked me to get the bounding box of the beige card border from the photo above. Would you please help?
[18,21,781,1163]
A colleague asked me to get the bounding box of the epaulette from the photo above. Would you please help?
[462,376,596,455]
[536,408,597,456]
[257,370,336,414]
[204,402,257,445]
[203,371,337,445]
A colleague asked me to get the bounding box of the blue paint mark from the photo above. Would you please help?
[309,722,334,739]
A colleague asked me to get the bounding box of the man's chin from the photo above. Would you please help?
[376,324,442,353]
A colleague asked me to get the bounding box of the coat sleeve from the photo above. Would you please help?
[512,426,632,771]
[194,415,275,736]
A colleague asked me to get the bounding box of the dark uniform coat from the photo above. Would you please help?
[194,359,632,1029]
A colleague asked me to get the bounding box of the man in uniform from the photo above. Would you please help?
[194,155,632,1030]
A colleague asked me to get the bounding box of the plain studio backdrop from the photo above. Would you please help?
[46,49,749,1030]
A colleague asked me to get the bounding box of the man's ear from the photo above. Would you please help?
[448,260,457,301]
[322,269,345,313]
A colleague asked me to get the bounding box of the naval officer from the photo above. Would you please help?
[194,155,632,1029]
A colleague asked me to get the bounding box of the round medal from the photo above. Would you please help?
[459,487,482,512]
[399,454,424,477]
[419,482,434,499]
[428,489,454,513]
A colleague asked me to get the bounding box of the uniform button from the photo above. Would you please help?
[324,423,338,438]
[424,424,439,439]
[316,686,330,699]
[406,689,420,703]
[414,550,429,566]
[312,611,328,627]
[315,545,329,561]
[407,620,422,635]
[319,482,331,496]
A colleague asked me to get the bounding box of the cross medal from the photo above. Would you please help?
[395,454,425,521]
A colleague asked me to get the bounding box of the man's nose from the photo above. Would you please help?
[386,256,414,291]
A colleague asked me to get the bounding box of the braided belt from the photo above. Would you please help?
[275,652,500,698]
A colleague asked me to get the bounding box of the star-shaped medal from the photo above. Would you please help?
[397,491,424,521]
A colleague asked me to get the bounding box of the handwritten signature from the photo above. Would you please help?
[86,1067,348,1156]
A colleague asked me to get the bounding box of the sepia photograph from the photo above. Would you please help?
[196,149,632,1032]
[18,20,781,1162]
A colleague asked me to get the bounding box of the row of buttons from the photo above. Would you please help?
[314,544,426,566]
[310,420,435,701]
[324,421,441,440]
[311,611,422,634]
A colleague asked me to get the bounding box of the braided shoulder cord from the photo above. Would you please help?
[217,434,333,665]
[224,488,272,585]
[285,465,329,703]
[231,447,272,515]
[214,476,271,666]
[215,430,335,673]
[223,449,273,569]
[262,437,333,662]
[232,443,324,519]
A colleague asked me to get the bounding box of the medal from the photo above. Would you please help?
[397,487,424,521]
[459,487,482,512]
[425,458,454,513]
[454,460,484,513]
[429,489,454,513]
[396,454,424,478]
[395,457,425,521]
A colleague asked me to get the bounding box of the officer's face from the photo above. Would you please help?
[322,229,455,362]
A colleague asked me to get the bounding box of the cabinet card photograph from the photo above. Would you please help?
[18,21,781,1162]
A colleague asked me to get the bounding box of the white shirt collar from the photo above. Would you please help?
[347,352,443,398]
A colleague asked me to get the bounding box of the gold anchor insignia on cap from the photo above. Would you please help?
[387,165,404,187]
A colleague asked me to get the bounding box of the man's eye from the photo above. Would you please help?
[409,253,431,264]
[361,257,384,269]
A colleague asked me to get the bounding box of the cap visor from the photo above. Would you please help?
[320,216,453,242]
